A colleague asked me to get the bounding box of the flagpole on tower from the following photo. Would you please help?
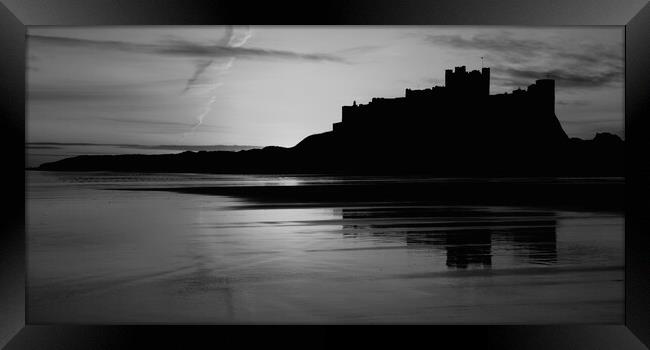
[481,56,484,69]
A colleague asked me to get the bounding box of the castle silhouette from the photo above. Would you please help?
[330,66,567,155]
[38,65,623,176]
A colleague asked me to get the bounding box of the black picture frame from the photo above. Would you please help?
[1,0,649,348]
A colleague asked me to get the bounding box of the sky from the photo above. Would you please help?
[27,26,624,167]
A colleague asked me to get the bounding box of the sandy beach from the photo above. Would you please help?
[27,171,624,323]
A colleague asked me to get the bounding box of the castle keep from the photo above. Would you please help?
[332,66,567,150]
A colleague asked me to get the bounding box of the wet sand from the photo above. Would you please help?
[27,172,624,324]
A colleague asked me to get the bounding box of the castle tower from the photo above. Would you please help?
[445,69,453,89]
[445,66,468,92]
[482,67,490,96]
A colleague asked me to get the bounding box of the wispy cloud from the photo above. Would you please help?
[26,145,60,150]
[28,33,347,64]
[27,142,261,152]
[28,80,182,101]
[422,32,623,89]
[496,66,622,89]
[335,45,385,55]
[96,116,224,130]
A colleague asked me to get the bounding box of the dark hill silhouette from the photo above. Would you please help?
[37,66,624,176]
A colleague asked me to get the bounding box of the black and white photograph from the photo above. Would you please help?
[26,25,626,324]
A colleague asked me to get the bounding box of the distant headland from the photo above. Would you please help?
[36,66,623,176]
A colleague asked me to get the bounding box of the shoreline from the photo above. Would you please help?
[113,180,624,213]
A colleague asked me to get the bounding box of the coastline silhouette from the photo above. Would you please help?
[37,65,623,176]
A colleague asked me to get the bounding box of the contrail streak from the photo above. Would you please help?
[189,26,252,131]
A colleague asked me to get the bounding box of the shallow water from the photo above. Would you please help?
[27,171,624,324]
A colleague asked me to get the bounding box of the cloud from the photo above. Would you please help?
[184,59,216,91]
[497,66,623,89]
[82,116,229,135]
[28,78,191,103]
[29,83,171,102]
[25,145,60,150]
[422,32,623,89]
[424,33,542,55]
[96,116,224,130]
[335,45,385,55]
[27,142,261,152]
[28,33,346,63]
[556,99,590,106]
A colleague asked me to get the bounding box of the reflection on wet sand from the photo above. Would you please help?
[339,206,557,268]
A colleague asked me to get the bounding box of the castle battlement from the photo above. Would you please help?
[445,66,490,96]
